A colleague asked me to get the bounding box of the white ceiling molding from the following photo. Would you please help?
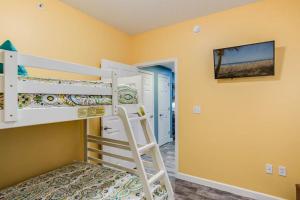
[61,0,257,35]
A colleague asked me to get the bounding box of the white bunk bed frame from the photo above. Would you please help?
[0,50,173,200]
[0,49,120,128]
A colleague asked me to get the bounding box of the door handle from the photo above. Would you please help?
[150,115,154,118]
[159,114,163,117]
[103,126,112,131]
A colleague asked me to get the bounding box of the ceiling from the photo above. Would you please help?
[61,0,257,35]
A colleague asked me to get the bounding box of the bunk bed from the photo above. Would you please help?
[0,50,173,200]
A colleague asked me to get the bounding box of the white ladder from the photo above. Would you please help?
[118,106,174,200]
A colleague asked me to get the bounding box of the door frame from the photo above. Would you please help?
[134,58,179,176]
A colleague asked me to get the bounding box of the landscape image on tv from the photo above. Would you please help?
[214,41,275,79]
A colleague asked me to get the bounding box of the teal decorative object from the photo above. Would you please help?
[0,40,28,76]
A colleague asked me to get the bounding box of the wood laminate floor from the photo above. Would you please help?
[158,142,254,200]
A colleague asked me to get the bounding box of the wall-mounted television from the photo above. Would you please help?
[213,41,275,79]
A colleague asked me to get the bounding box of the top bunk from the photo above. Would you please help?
[0,50,140,129]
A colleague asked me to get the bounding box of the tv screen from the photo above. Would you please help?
[214,41,275,79]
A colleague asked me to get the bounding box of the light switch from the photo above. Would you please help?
[193,105,201,114]
[265,164,273,174]
[278,166,287,177]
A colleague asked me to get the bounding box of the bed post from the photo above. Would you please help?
[111,71,118,115]
[3,50,18,122]
[83,119,89,162]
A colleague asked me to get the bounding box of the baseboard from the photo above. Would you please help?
[176,172,285,200]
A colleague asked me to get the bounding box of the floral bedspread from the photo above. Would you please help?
[0,78,139,109]
[0,162,167,200]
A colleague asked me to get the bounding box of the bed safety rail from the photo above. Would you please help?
[0,50,119,124]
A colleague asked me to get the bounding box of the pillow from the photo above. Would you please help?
[0,40,28,76]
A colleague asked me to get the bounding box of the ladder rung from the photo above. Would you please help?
[87,135,129,146]
[88,139,131,150]
[88,147,134,162]
[139,143,156,154]
[88,156,138,175]
[148,170,165,185]
[129,116,147,121]
[142,160,154,168]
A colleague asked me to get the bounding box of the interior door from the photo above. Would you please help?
[101,115,135,168]
[140,70,155,132]
[158,74,172,146]
[101,59,140,77]
[100,59,144,168]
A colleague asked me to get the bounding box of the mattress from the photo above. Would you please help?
[0,77,138,109]
[0,162,167,200]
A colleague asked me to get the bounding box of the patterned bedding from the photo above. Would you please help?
[0,162,167,200]
[0,77,138,109]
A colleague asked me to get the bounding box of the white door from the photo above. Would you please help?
[101,115,135,168]
[101,59,140,77]
[101,59,145,168]
[140,70,155,132]
[158,74,172,146]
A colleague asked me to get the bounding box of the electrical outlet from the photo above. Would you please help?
[278,166,287,177]
[265,164,273,174]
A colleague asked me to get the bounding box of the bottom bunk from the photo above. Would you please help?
[0,162,167,200]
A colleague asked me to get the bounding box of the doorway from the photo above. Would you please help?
[101,58,178,183]
[136,59,178,182]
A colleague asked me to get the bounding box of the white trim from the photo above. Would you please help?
[176,173,286,200]
[134,58,177,69]
[138,70,155,78]
[17,52,112,78]
[134,58,179,175]
[0,105,140,129]
[0,107,104,129]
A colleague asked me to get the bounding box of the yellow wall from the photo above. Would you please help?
[0,0,131,188]
[131,0,300,199]
[1,0,299,199]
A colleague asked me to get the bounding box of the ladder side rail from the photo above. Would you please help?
[140,118,161,173]
[118,106,154,200]
[152,144,174,199]
[140,106,157,144]
[137,107,163,182]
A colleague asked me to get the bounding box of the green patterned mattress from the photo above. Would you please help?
[0,162,167,200]
[0,77,138,109]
